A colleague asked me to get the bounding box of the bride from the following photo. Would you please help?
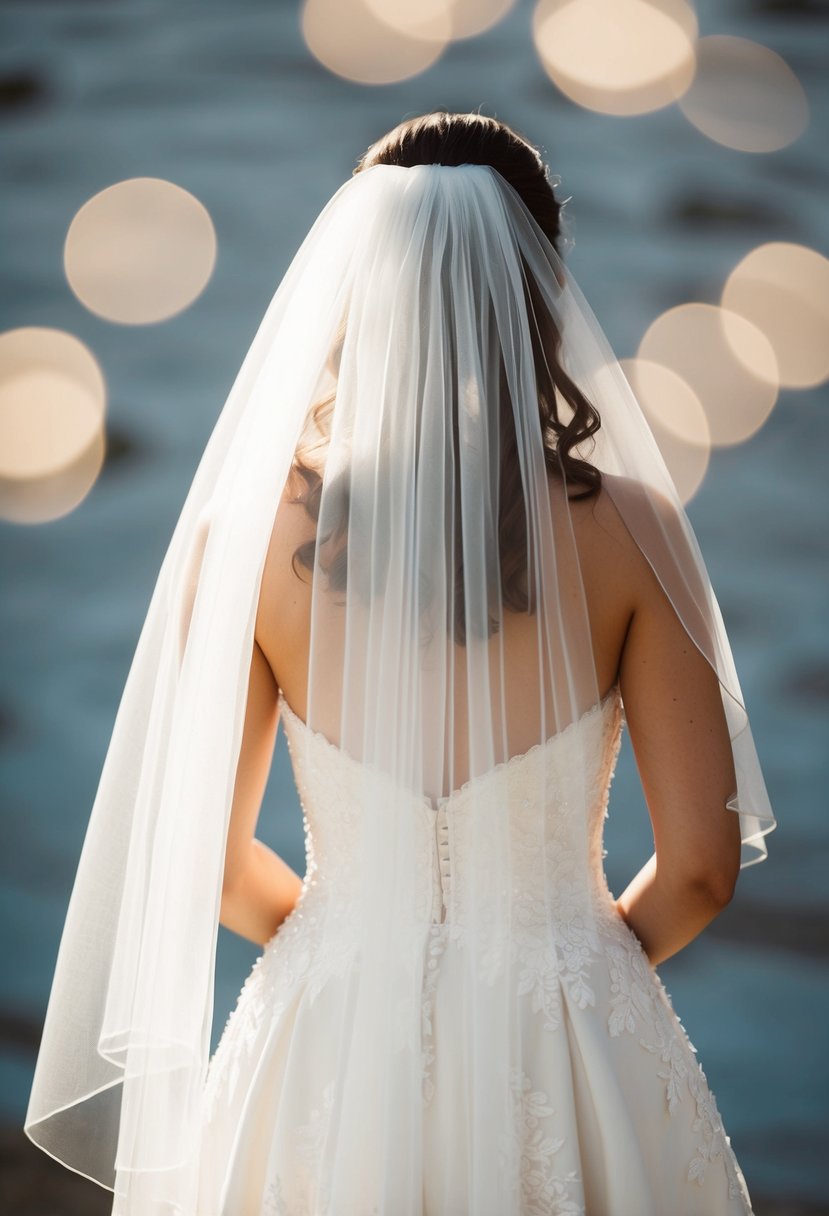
[25,111,776,1214]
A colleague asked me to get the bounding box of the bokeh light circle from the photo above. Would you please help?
[363,0,453,40]
[64,177,217,325]
[620,357,711,504]
[722,242,829,389]
[446,0,517,38]
[0,327,107,523]
[365,0,516,40]
[302,0,448,84]
[532,0,698,116]
[678,35,808,153]
[638,303,779,447]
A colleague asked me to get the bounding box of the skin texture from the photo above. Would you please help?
[220,469,742,965]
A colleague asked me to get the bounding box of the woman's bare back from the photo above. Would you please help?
[254,469,638,725]
[253,461,741,908]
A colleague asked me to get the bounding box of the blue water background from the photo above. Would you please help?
[1,0,827,1205]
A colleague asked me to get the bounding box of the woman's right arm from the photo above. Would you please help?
[614,530,743,968]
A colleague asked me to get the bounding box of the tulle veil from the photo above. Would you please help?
[24,161,775,1213]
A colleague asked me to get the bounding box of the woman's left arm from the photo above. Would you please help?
[219,639,304,946]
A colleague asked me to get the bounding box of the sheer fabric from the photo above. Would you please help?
[24,163,775,1213]
[200,681,753,1213]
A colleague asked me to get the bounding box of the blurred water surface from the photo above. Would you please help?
[1,0,827,1208]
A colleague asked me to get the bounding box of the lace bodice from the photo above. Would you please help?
[277,684,624,935]
[202,683,754,1211]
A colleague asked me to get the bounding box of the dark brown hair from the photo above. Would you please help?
[289,111,602,642]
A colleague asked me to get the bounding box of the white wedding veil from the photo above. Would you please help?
[24,159,775,1213]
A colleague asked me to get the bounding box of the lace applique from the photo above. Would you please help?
[208,686,750,1212]
[262,1175,288,1216]
[204,701,348,1123]
[507,694,623,1031]
[420,923,449,1103]
[640,1015,692,1117]
[258,1083,340,1215]
[508,826,598,1026]
[295,1080,336,1164]
[420,694,623,1101]
[673,1015,752,1202]
[203,944,275,1125]
[290,1081,337,1212]
[602,920,751,1205]
[499,1066,583,1216]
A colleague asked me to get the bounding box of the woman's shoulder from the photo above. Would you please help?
[557,471,686,636]
[558,471,654,556]
[572,471,684,560]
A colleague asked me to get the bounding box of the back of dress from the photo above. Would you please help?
[200,681,754,1213]
[25,161,775,1215]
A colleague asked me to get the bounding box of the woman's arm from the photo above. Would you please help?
[614,534,743,968]
[219,638,304,946]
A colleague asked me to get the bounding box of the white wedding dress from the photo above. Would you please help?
[198,683,754,1215]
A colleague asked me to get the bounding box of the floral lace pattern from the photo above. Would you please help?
[600,909,752,1204]
[202,685,753,1214]
[417,691,621,1101]
[499,1067,583,1216]
[420,923,449,1103]
[262,1176,288,1216]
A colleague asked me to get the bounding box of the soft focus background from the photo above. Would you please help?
[1,0,827,1212]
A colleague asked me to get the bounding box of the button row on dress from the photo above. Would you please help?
[434,805,451,924]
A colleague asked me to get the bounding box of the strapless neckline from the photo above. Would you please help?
[277,683,621,812]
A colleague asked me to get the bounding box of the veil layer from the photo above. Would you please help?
[24,162,775,1213]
